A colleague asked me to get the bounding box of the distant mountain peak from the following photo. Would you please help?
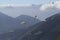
[16,15,40,24]
[16,15,39,20]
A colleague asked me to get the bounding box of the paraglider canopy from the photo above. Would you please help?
[21,21,27,25]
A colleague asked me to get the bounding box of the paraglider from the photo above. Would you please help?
[52,2,54,4]
[21,21,27,25]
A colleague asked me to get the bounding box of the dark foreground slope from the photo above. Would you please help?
[19,13,60,40]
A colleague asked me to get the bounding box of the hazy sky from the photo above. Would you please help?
[0,0,60,4]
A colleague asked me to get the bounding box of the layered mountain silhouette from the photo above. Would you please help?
[0,4,60,21]
[19,13,60,40]
[0,12,40,33]
[0,4,60,40]
[0,5,41,18]
[0,12,40,40]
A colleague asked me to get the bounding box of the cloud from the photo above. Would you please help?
[39,1,60,21]
[40,1,60,11]
[54,1,60,9]
[40,3,54,11]
[0,4,32,7]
